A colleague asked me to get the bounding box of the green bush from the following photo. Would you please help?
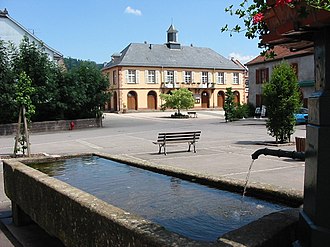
[233,103,249,119]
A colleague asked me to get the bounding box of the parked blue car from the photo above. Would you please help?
[294,108,308,124]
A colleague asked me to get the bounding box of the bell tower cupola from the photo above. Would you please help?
[166,24,181,49]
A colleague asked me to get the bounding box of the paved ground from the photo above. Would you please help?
[0,110,306,246]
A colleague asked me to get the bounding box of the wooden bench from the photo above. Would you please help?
[187,111,197,118]
[153,131,201,155]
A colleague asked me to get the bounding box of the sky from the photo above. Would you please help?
[0,0,262,64]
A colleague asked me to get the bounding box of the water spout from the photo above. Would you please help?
[251,148,305,161]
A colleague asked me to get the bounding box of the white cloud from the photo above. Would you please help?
[124,6,142,16]
[229,52,256,64]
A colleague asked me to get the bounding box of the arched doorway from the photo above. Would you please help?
[147,91,157,110]
[234,91,240,105]
[127,91,138,110]
[217,91,225,108]
[113,91,118,112]
[201,91,209,108]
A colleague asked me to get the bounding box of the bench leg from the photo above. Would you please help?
[159,144,167,155]
[188,142,196,153]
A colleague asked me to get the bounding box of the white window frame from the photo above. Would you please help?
[201,71,208,83]
[233,72,239,84]
[127,70,136,84]
[166,70,174,83]
[217,72,225,84]
[184,71,192,83]
[147,70,156,83]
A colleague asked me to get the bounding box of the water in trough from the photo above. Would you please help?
[30,156,289,242]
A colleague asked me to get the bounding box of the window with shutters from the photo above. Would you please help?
[201,71,208,83]
[256,68,269,84]
[147,70,156,83]
[291,63,298,77]
[166,70,174,83]
[128,70,136,83]
[184,71,192,83]
[217,72,225,84]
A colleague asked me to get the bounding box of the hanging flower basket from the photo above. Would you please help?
[262,0,330,44]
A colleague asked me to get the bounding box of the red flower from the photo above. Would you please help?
[275,0,293,6]
[253,12,264,24]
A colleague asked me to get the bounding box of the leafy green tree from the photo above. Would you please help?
[160,88,195,115]
[14,71,36,121]
[58,61,110,119]
[0,40,16,123]
[263,62,301,143]
[13,71,35,156]
[64,57,103,71]
[0,37,109,123]
[224,87,235,122]
[11,36,60,121]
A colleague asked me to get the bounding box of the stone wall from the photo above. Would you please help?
[3,158,204,247]
[0,118,100,136]
[3,155,301,247]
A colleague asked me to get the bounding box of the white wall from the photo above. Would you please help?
[0,15,60,61]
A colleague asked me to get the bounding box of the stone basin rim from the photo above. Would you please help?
[3,152,302,247]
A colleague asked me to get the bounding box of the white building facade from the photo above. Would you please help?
[0,9,62,62]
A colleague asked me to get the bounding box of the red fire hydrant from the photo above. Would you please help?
[69,121,75,130]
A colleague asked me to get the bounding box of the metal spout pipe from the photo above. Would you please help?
[251,148,305,161]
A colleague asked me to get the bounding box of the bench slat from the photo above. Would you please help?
[157,137,199,140]
[156,137,200,142]
[158,131,201,135]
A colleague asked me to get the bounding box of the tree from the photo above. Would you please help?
[58,61,110,119]
[13,71,36,156]
[64,57,103,71]
[224,87,236,122]
[263,62,301,143]
[0,37,110,123]
[0,40,16,123]
[160,88,195,115]
[12,36,60,121]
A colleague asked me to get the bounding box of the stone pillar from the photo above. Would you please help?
[299,26,330,246]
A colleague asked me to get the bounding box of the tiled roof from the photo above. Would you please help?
[245,46,313,66]
[104,43,243,70]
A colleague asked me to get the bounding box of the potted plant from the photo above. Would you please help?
[222,0,330,55]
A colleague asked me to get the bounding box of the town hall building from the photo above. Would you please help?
[102,25,246,112]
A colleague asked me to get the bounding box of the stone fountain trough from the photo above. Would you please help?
[3,153,302,247]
